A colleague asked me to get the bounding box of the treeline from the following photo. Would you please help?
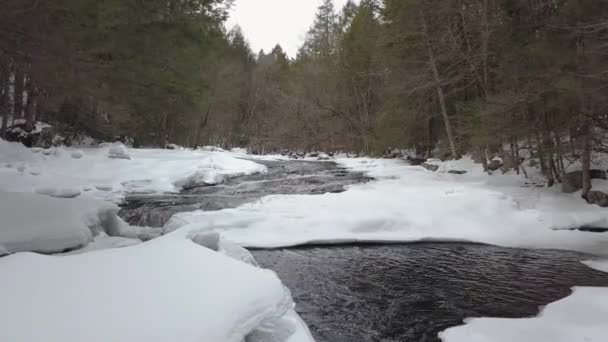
[228,0,608,198]
[2,0,608,196]
[0,0,239,145]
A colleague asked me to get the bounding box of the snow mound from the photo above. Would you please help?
[108,143,131,160]
[0,192,121,254]
[200,145,226,152]
[439,286,608,342]
[0,232,301,342]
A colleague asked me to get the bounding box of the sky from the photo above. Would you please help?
[226,0,354,58]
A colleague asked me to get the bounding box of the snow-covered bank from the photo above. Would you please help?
[0,232,302,342]
[0,140,313,342]
[166,157,608,255]
[0,192,122,254]
[0,140,266,203]
[440,259,608,342]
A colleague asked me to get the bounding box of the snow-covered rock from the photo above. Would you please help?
[0,192,121,254]
[35,187,82,199]
[108,143,131,160]
[317,153,331,161]
[230,147,248,154]
[71,150,84,159]
[200,145,226,152]
[175,169,226,188]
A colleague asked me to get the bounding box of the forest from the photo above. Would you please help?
[1,0,608,198]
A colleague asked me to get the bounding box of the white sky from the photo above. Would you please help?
[226,0,354,58]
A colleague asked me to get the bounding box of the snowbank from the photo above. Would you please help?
[440,253,608,342]
[0,232,302,342]
[0,139,266,203]
[165,158,608,255]
[0,192,121,254]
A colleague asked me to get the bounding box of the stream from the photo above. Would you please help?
[119,158,608,342]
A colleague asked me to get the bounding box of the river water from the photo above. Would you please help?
[120,159,608,342]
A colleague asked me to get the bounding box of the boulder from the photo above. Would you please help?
[586,191,608,207]
[561,170,608,194]
[448,170,467,175]
[422,162,439,172]
[406,156,427,166]
[487,159,502,171]
[71,150,84,159]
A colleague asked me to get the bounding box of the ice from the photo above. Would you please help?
[108,143,131,160]
[439,286,608,342]
[0,232,302,342]
[167,157,608,255]
[0,191,121,254]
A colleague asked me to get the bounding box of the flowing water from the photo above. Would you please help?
[253,243,608,342]
[120,158,608,342]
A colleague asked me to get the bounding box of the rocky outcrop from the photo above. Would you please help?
[561,170,608,194]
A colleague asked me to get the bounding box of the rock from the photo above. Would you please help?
[41,149,53,156]
[487,160,502,171]
[561,170,607,194]
[422,162,439,172]
[71,150,84,159]
[406,156,427,166]
[31,147,43,154]
[448,170,467,175]
[165,143,181,150]
[308,152,320,158]
[191,232,221,251]
[0,245,8,257]
[108,143,131,160]
[384,149,403,159]
[586,191,608,207]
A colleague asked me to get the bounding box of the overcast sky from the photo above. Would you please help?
[226,0,354,58]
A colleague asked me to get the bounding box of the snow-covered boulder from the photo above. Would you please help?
[165,143,182,150]
[175,169,226,189]
[422,162,439,172]
[200,145,226,152]
[230,147,248,154]
[108,143,131,160]
[36,187,82,199]
[317,153,331,161]
[71,150,84,159]
[0,192,121,254]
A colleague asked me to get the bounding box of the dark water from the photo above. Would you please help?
[119,159,372,227]
[253,243,608,342]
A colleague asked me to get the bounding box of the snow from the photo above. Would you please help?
[0,139,311,342]
[440,256,608,342]
[439,286,608,342]
[165,157,608,255]
[0,191,121,254]
[0,232,301,342]
[0,139,266,203]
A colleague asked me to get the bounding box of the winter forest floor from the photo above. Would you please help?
[0,140,607,342]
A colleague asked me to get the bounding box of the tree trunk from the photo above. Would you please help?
[13,66,24,119]
[420,12,458,159]
[581,125,592,199]
[0,59,8,139]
